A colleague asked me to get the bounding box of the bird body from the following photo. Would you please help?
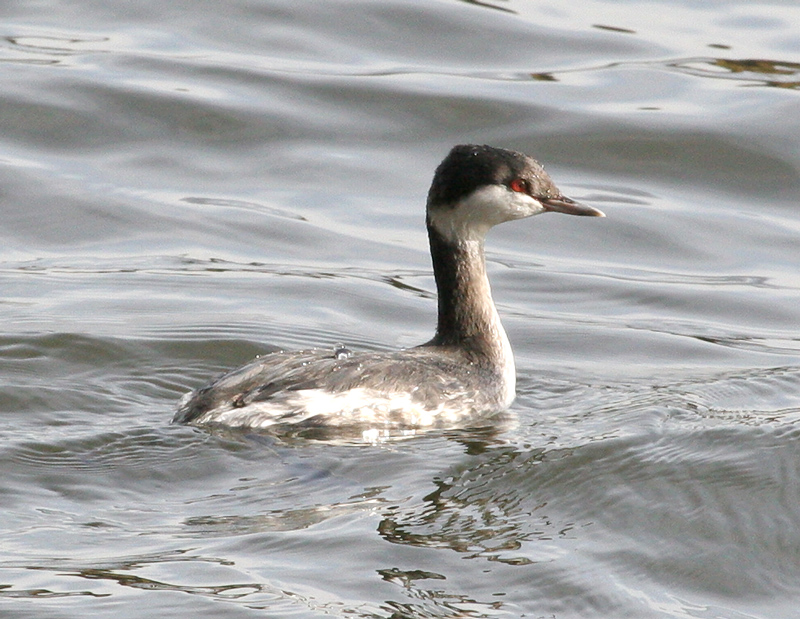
[174,145,604,436]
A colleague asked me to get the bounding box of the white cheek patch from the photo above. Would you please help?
[428,185,545,244]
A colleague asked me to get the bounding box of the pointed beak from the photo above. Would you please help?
[542,196,605,217]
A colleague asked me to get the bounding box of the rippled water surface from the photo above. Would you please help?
[2,0,800,617]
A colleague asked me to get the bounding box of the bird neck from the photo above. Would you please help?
[426,223,511,360]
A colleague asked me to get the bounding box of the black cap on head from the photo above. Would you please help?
[427,144,558,208]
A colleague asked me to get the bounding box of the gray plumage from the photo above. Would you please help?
[174,346,497,429]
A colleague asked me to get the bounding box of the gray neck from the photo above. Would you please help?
[425,223,510,359]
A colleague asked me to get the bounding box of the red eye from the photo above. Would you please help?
[510,178,528,193]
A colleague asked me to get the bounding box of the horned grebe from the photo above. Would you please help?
[174,145,604,436]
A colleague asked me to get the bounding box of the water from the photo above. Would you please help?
[2,0,800,616]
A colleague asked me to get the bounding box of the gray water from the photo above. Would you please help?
[2,0,800,617]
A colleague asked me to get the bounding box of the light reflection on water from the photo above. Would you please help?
[2,0,800,617]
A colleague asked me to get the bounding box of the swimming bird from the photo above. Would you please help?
[174,144,604,436]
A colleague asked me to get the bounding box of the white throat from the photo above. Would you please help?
[427,185,546,244]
